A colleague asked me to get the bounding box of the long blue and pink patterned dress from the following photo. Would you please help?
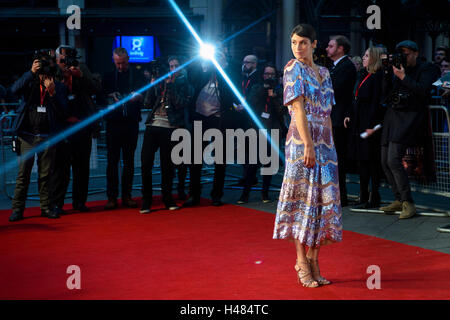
[273,59,343,247]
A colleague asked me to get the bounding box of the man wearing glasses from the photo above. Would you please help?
[235,55,262,186]
[237,63,287,204]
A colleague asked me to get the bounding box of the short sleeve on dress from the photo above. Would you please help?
[283,59,306,106]
[323,68,336,106]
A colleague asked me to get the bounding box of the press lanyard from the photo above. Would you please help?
[355,73,372,98]
[160,75,177,103]
[265,96,270,113]
[39,84,47,106]
[242,79,250,96]
[160,83,167,102]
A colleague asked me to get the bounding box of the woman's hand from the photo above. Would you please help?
[304,143,316,168]
[344,117,350,128]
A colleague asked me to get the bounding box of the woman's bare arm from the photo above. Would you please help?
[291,96,315,168]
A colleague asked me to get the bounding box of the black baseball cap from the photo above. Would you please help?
[396,40,419,52]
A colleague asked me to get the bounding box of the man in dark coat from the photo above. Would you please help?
[50,45,101,214]
[9,52,68,221]
[237,54,261,129]
[102,47,146,210]
[380,40,438,219]
[326,35,357,206]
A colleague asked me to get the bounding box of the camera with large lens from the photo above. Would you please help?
[148,58,167,79]
[263,77,278,90]
[381,48,407,70]
[391,92,410,106]
[385,89,410,109]
[59,47,79,68]
[33,49,57,77]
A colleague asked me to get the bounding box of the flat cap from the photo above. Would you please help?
[396,40,419,52]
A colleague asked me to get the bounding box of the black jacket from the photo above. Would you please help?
[56,63,101,136]
[329,56,357,127]
[102,67,146,124]
[240,70,261,99]
[246,82,287,133]
[145,74,191,128]
[381,60,438,146]
[11,71,68,139]
[348,70,384,161]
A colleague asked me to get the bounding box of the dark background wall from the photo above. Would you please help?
[0,0,449,87]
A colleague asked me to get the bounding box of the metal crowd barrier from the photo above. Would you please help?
[0,112,17,199]
[409,105,450,198]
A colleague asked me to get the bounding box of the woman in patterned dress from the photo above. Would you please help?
[273,24,343,287]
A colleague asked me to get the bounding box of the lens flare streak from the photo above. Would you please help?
[168,0,283,161]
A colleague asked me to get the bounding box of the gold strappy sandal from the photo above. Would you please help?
[295,260,319,288]
[307,258,331,285]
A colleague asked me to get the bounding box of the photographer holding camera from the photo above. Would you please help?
[237,63,287,204]
[9,51,69,222]
[49,45,101,215]
[102,47,145,210]
[380,40,437,219]
[140,55,191,213]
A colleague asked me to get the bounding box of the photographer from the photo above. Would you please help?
[237,63,287,204]
[143,59,164,108]
[140,56,191,213]
[380,40,438,219]
[102,47,145,210]
[50,45,101,214]
[9,51,68,222]
[183,52,234,207]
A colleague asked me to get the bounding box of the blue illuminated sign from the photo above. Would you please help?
[114,36,155,63]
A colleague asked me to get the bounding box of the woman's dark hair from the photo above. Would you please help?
[290,24,316,43]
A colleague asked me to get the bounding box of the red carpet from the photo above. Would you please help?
[0,197,449,300]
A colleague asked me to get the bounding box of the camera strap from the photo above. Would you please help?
[160,82,167,104]
[39,84,47,106]
[265,96,270,113]
[64,72,73,92]
[213,74,219,99]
